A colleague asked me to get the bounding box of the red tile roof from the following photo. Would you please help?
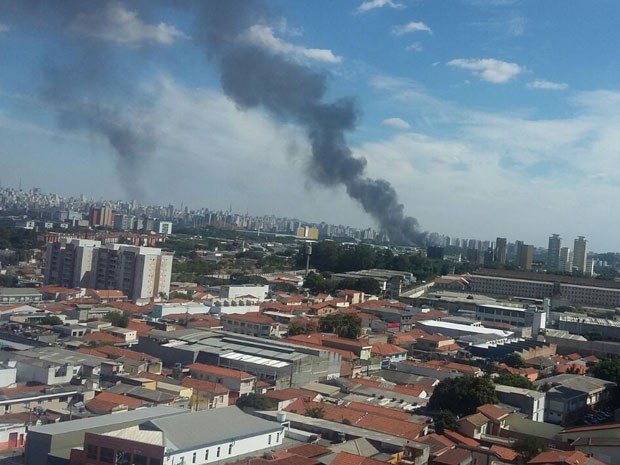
[75,347,108,358]
[329,452,388,465]
[490,445,518,462]
[432,447,472,465]
[222,312,276,324]
[417,433,456,456]
[286,444,331,458]
[187,363,254,379]
[477,404,509,421]
[82,332,125,344]
[528,450,606,465]
[371,342,408,356]
[264,388,316,402]
[180,377,230,395]
[442,430,480,448]
[86,391,147,414]
[284,400,424,440]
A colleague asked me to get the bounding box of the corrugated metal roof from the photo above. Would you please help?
[147,406,283,451]
[29,406,184,436]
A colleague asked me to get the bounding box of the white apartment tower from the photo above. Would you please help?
[45,240,173,302]
[547,234,561,272]
[573,236,588,274]
[559,247,573,273]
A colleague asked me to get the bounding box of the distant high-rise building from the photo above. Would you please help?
[494,237,507,264]
[516,241,534,271]
[573,236,588,274]
[547,234,562,272]
[559,247,572,273]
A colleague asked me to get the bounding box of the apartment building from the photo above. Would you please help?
[44,239,173,302]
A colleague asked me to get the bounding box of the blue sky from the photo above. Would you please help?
[1,1,620,251]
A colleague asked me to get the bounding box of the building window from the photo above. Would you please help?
[268,434,272,445]
[100,447,114,464]
[228,444,233,454]
[204,450,209,461]
[134,455,148,465]
[86,445,98,460]
[216,447,220,458]
[276,432,280,442]
[192,453,196,463]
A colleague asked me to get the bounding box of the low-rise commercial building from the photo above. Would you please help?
[494,384,546,422]
[68,407,284,465]
[135,329,341,389]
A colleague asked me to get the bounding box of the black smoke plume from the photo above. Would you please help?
[193,0,424,244]
[4,0,425,244]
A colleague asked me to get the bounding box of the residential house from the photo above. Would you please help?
[187,363,255,397]
[476,404,510,435]
[370,343,407,368]
[494,384,546,422]
[220,312,279,338]
[457,413,488,439]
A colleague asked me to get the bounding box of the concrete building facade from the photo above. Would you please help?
[45,239,173,302]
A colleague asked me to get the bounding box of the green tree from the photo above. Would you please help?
[39,315,63,326]
[337,277,381,295]
[303,271,337,293]
[305,406,325,419]
[104,310,130,328]
[235,393,277,411]
[428,376,498,417]
[494,372,536,390]
[590,358,620,408]
[512,436,548,463]
[434,409,457,434]
[503,353,526,368]
[320,313,362,340]
[287,318,318,336]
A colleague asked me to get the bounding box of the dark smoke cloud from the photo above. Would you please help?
[193,0,425,244]
[1,1,157,200]
[4,0,425,244]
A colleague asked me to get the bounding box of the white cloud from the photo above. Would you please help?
[447,58,522,83]
[357,0,405,13]
[406,42,423,52]
[0,23,9,34]
[527,79,569,91]
[391,21,432,36]
[243,25,341,63]
[382,117,410,129]
[68,2,185,45]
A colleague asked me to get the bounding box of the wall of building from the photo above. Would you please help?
[166,429,285,465]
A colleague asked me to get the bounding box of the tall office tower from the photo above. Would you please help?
[573,236,588,274]
[547,234,562,272]
[559,247,573,273]
[516,241,534,271]
[494,237,507,264]
[43,238,100,288]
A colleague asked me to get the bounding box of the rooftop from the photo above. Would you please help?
[147,406,283,451]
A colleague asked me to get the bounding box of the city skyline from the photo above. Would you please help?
[1,185,612,255]
[2,1,620,249]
